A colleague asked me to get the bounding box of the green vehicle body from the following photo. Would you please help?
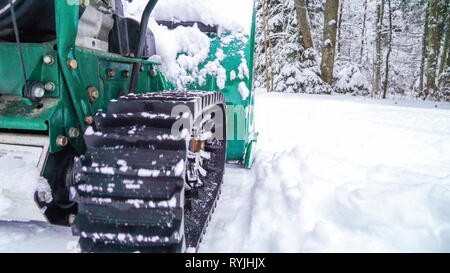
[0,1,257,168]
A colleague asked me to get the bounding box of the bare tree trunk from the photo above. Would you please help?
[436,0,448,73]
[294,0,314,50]
[374,0,385,97]
[359,0,368,63]
[382,0,393,99]
[320,0,340,84]
[419,4,429,96]
[262,0,274,92]
[447,31,450,68]
[426,0,439,98]
[337,0,344,54]
[439,18,449,75]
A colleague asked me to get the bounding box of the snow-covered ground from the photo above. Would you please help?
[0,221,75,253]
[200,92,450,253]
[1,93,449,252]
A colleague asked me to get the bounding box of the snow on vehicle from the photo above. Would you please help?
[0,0,257,252]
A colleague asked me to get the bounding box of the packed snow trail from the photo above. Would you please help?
[1,93,450,252]
[199,92,450,253]
[0,221,75,253]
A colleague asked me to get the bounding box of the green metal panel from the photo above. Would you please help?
[50,0,164,154]
[165,24,258,163]
[0,42,60,96]
[0,96,56,130]
[244,8,258,168]
[0,0,257,165]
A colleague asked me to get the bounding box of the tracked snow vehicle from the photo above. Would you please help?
[0,0,256,252]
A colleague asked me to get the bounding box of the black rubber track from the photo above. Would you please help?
[70,91,226,253]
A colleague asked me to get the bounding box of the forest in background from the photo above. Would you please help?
[255,0,450,101]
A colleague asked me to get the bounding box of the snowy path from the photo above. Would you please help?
[200,93,450,253]
[1,93,450,252]
[0,221,75,253]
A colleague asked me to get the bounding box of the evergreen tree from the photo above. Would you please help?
[254,0,449,101]
[255,0,332,94]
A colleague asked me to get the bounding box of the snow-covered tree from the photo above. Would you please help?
[254,0,449,101]
[320,0,340,85]
[255,0,332,94]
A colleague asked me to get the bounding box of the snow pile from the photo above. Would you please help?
[334,64,371,96]
[197,57,227,90]
[0,158,43,221]
[123,1,253,89]
[123,0,254,34]
[276,65,331,94]
[201,93,450,252]
[147,20,212,88]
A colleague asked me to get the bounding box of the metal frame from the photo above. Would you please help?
[0,0,257,163]
[0,133,50,174]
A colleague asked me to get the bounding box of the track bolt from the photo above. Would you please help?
[88,86,99,103]
[122,70,130,78]
[56,136,68,147]
[68,214,76,225]
[106,69,116,78]
[150,69,158,77]
[44,82,56,92]
[67,59,78,70]
[84,115,94,125]
[43,55,54,65]
[69,127,80,138]
[38,192,47,203]
[190,138,205,153]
